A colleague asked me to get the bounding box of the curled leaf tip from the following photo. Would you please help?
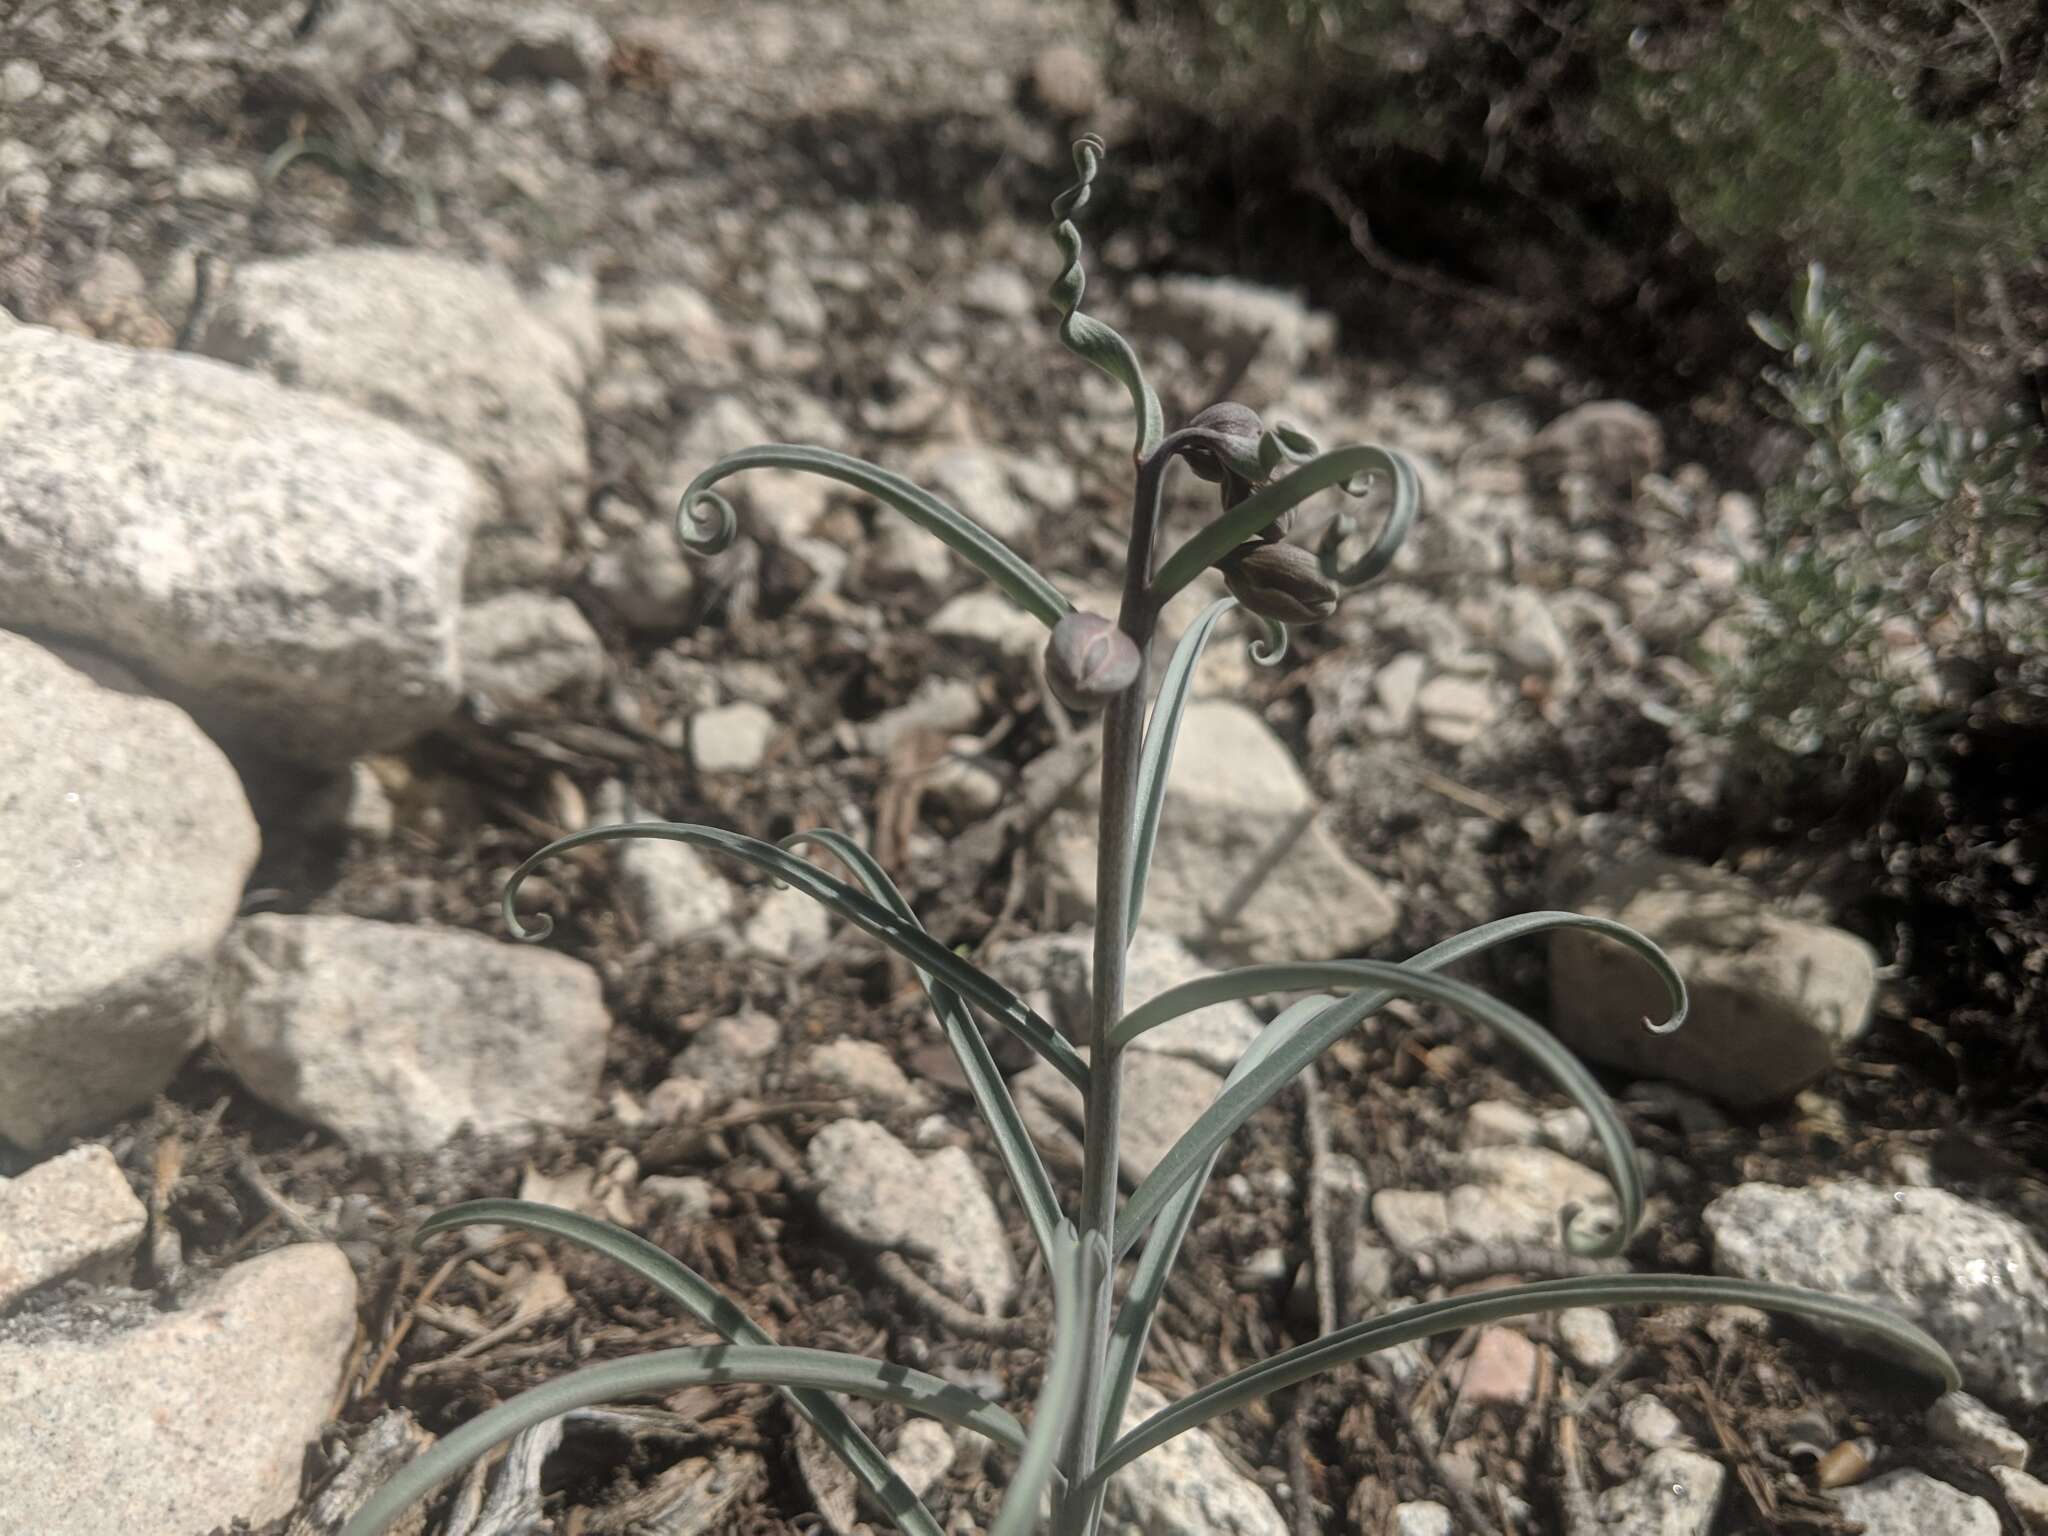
[1049,131,1162,458]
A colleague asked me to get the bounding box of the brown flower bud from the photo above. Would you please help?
[1044,611,1141,712]
[1181,402,1266,485]
[1220,541,1340,624]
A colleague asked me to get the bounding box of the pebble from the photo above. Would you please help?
[1416,673,1501,747]
[1462,1099,1543,1148]
[0,1147,147,1311]
[1621,1395,1689,1449]
[800,1040,921,1108]
[692,700,775,773]
[960,263,1036,320]
[0,1244,357,1536]
[0,635,259,1147]
[806,1120,1015,1312]
[0,60,43,104]
[213,915,611,1153]
[1926,1391,2028,1470]
[742,885,831,961]
[888,1419,957,1500]
[589,517,697,630]
[671,1013,780,1110]
[1391,1501,1454,1536]
[1831,1470,1998,1536]
[1556,1305,1623,1370]
[459,591,605,707]
[617,830,737,945]
[1705,1180,2048,1406]
[1109,1379,1287,1536]
[1457,1326,1540,1404]
[176,161,261,208]
[1593,1446,1723,1536]
[1991,1467,2048,1535]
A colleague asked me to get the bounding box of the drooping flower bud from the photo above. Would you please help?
[1220,541,1341,624]
[1180,402,1266,485]
[1044,611,1142,712]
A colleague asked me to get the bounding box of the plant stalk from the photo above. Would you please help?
[1054,448,1173,1536]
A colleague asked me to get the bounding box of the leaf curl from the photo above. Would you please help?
[502,822,1087,1092]
[1111,913,1690,1261]
[675,444,1074,630]
[1150,443,1420,608]
[1049,134,1164,460]
[1083,1273,1961,1491]
[412,1201,942,1536]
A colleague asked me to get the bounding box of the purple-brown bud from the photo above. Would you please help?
[1181,402,1266,485]
[1044,611,1142,712]
[1220,541,1341,624]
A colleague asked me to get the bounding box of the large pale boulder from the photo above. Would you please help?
[0,635,259,1147]
[0,324,477,761]
[0,1243,358,1536]
[197,247,590,587]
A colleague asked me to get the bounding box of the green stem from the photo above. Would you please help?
[1054,445,1175,1536]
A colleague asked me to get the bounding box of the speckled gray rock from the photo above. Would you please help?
[0,636,259,1147]
[671,1012,780,1110]
[0,1243,357,1536]
[197,247,588,588]
[0,1147,147,1310]
[1548,854,1877,1107]
[212,915,610,1153]
[800,1039,921,1108]
[989,929,1261,1074]
[0,325,476,761]
[1592,1447,1723,1536]
[1105,1380,1286,1536]
[459,592,605,708]
[1991,1467,2048,1534]
[1391,1502,1453,1536]
[1831,1470,1998,1536]
[1926,1391,2028,1469]
[1047,701,1398,962]
[615,823,736,946]
[805,1120,1015,1312]
[1705,1181,2048,1406]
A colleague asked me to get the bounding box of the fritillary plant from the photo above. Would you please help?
[344,138,1959,1536]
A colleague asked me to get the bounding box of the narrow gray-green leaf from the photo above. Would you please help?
[991,1226,1100,1536]
[340,1346,1031,1536]
[1126,595,1238,944]
[503,822,1087,1093]
[415,1201,943,1536]
[1151,444,1420,607]
[1112,914,1690,1261]
[1049,134,1163,460]
[1099,996,1336,1445]
[784,829,1065,1261]
[1085,1273,1961,1490]
[676,445,1074,629]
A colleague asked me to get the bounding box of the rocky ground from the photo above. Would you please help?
[1,1,2044,1534]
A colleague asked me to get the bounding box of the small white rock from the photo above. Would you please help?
[1372,1189,1451,1253]
[802,1040,920,1108]
[1416,674,1501,747]
[672,1013,780,1109]
[888,1419,957,1500]
[0,1147,148,1311]
[1832,1470,1999,1536]
[743,885,831,962]
[460,592,605,707]
[1392,1501,1454,1536]
[1594,1446,1723,1536]
[1462,1099,1543,1148]
[1110,1379,1287,1536]
[1926,1391,2028,1470]
[617,833,736,946]
[692,701,776,773]
[176,161,260,208]
[1620,1395,1688,1449]
[1556,1306,1623,1371]
[1991,1467,2048,1535]
[640,1175,717,1223]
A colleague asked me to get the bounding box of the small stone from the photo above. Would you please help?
[742,885,831,961]
[763,258,828,337]
[1621,1395,1688,1449]
[907,443,1030,542]
[1705,1181,2048,1406]
[589,517,697,630]
[1547,853,1878,1108]
[1594,1446,1723,1536]
[1392,1501,1454,1536]
[0,60,44,104]
[0,1147,148,1311]
[692,701,775,773]
[176,161,261,208]
[483,5,611,85]
[1457,1326,1539,1404]
[1030,44,1104,117]
[1832,1471,1998,1536]
[929,590,1044,657]
[617,833,736,945]
[640,1175,717,1223]
[0,1244,357,1536]
[888,1419,956,1500]
[1462,1100,1543,1148]
[1371,651,1428,732]
[1926,1391,2028,1470]
[1557,1306,1623,1371]
[1494,587,1571,678]
[1237,1247,1291,1290]
[1012,1051,1224,1185]
[0,636,259,1147]
[1372,1190,1452,1254]
[1991,1467,2048,1535]
[460,592,605,708]
[856,678,983,756]
[1455,1145,1619,1247]
[960,264,1036,320]
[801,1040,920,1108]
[213,915,611,1153]
[672,1013,780,1110]
[644,1076,709,1125]
[1110,1379,1287,1536]
[807,1120,1015,1312]
[1416,674,1500,747]
[1523,400,1665,495]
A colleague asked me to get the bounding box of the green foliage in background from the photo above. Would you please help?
[1704,265,2045,783]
